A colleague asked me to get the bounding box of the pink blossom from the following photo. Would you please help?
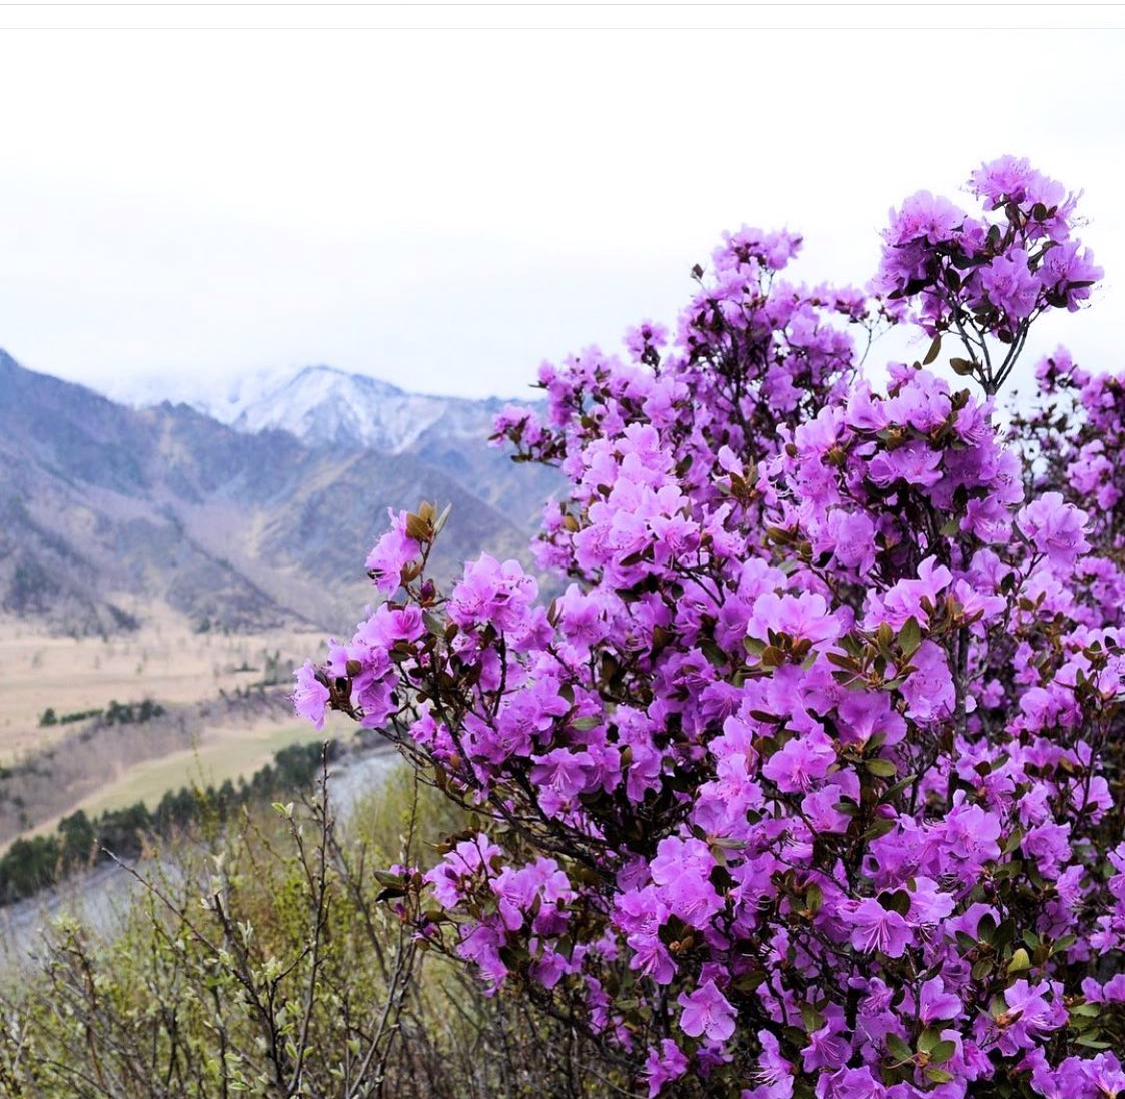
[291,660,329,730]
[677,979,736,1043]
[849,899,913,957]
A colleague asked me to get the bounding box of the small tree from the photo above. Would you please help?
[297,156,1123,1098]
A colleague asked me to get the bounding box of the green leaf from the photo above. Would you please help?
[760,645,786,668]
[917,1028,943,1054]
[862,818,896,840]
[881,892,910,919]
[926,1068,954,1084]
[404,513,431,541]
[1051,934,1076,955]
[898,616,922,657]
[954,930,978,954]
[880,773,918,803]
[700,640,728,668]
[866,758,898,779]
[805,882,824,916]
[1007,947,1030,974]
[885,1033,912,1061]
[1002,827,1024,855]
[433,501,454,536]
[800,1003,826,1033]
[1069,1002,1101,1018]
[1075,1034,1111,1050]
[930,1040,956,1065]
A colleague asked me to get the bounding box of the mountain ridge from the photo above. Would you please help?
[108,362,532,455]
[0,350,556,636]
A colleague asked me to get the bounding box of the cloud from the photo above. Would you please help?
[0,28,1121,397]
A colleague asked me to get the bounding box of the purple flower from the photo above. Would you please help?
[849,898,913,957]
[1018,492,1091,568]
[832,1066,887,1099]
[940,800,1003,868]
[292,660,329,730]
[748,591,841,647]
[300,155,1119,1089]
[867,442,944,489]
[969,154,1067,212]
[677,979,736,1043]
[761,728,836,793]
[990,979,1068,1056]
[883,190,964,248]
[900,641,955,723]
[651,837,724,927]
[980,249,1041,321]
[743,1030,794,1099]
[919,976,962,1025]
[448,553,538,633]
[1039,239,1103,310]
[364,509,421,593]
[644,1040,688,1097]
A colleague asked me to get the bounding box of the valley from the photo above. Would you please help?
[0,607,321,763]
[0,350,552,862]
[0,604,337,848]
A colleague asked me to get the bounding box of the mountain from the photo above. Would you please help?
[228,366,513,455]
[110,364,523,453]
[0,351,558,635]
[109,364,554,517]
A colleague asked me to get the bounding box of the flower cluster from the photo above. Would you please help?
[873,156,1102,394]
[297,157,1123,1099]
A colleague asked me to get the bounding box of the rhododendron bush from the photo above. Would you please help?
[295,156,1125,1098]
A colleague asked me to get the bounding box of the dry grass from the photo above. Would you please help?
[0,602,346,850]
[0,604,327,765]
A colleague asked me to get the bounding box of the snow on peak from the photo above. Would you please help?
[108,364,515,455]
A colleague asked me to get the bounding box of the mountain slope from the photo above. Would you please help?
[228,365,510,454]
[112,363,530,454]
[0,351,554,635]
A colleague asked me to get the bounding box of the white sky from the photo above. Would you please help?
[1,13,1124,400]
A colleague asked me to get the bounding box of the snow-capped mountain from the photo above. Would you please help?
[110,365,523,455]
[2,350,557,635]
[223,366,511,454]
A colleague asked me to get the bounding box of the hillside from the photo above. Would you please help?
[0,350,556,636]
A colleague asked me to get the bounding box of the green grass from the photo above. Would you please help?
[52,721,334,821]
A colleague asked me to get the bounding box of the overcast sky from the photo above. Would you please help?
[1,17,1123,400]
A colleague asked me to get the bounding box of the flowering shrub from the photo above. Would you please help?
[296,156,1124,1099]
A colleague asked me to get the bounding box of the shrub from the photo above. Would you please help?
[0,760,617,1098]
[297,156,1124,1098]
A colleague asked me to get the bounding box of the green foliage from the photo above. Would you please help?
[0,739,342,906]
[0,762,619,1098]
[102,697,166,725]
[36,698,166,730]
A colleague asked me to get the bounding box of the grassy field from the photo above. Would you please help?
[0,604,348,850]
[0,607,327,764]
[23,714,352,842]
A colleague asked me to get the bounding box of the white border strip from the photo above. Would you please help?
[2,4,1125,32]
